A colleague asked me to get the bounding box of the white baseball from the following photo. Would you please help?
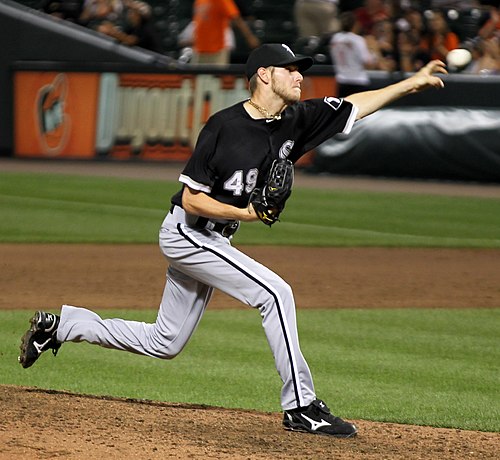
[446,48,472,68]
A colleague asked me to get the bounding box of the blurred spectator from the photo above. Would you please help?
[392,7,430,72]
[178,20,236,56]
[191,0,260,65]
[79,0,160,51]
[478,5,500,39]
[122,0,160,51]
[366,18,398,70]
[396,29,431,71]
[431,0,480,10]
[401,7,428,45]
[464,36,500,74]
[294,0,340,40]
[330,11,378,96]
[40,0,84,22]
[79,0,123,26]
[355,0,391,35]
[179,0,257,56]
[420,9,460,60]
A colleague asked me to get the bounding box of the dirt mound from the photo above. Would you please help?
[1,385,498,460]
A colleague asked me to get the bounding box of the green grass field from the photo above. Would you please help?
[1,171,499,432]
[1,172,499,246]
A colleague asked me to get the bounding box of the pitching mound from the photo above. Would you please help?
[1,385,498,460]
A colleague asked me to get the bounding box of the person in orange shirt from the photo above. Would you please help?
[420,9,459,61]
[192,0,260,65]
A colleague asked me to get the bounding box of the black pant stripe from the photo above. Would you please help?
[177,223,301,407]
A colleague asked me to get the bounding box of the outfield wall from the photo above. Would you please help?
[12,63,334,166]
[11,62,500,182]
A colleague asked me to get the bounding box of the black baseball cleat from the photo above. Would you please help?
[283,399,357,438]
[18,311,61,369]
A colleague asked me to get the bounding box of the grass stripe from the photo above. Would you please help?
[0,193,163,215]
[3,193,498,246]
[1,172,499,247]
[278,220,500,245]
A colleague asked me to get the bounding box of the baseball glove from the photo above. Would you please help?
[249,159,294,226]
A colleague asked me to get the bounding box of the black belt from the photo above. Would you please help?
[170,205,240,237]
[196,217,240,237]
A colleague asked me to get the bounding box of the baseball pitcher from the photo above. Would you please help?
[19,43,446,437]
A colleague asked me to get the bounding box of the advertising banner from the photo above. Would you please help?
[14,70,336,163]
[14,72,99,158]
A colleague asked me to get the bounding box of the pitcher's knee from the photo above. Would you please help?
[260,278,295,310]
[273,278,294,302]
[148,337,185,360]
[281,281,294,302]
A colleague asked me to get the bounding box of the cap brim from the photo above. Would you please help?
[245,51,315,80]
[275,55,314,73]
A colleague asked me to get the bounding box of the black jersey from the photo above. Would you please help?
[171,97,357,209]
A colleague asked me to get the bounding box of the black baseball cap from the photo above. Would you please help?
[245,44,314,79]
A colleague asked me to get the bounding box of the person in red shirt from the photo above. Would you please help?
[192,0,259,65]
[354,0,390,36]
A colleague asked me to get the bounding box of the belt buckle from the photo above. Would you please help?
[221,221,240,237]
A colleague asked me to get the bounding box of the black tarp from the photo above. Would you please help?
[314,107,500,183]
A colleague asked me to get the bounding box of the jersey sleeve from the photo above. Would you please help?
[178,123,218,193]
[221,0,240,20]
[297,97,358,155]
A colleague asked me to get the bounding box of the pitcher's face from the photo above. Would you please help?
[270,65,303,105]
